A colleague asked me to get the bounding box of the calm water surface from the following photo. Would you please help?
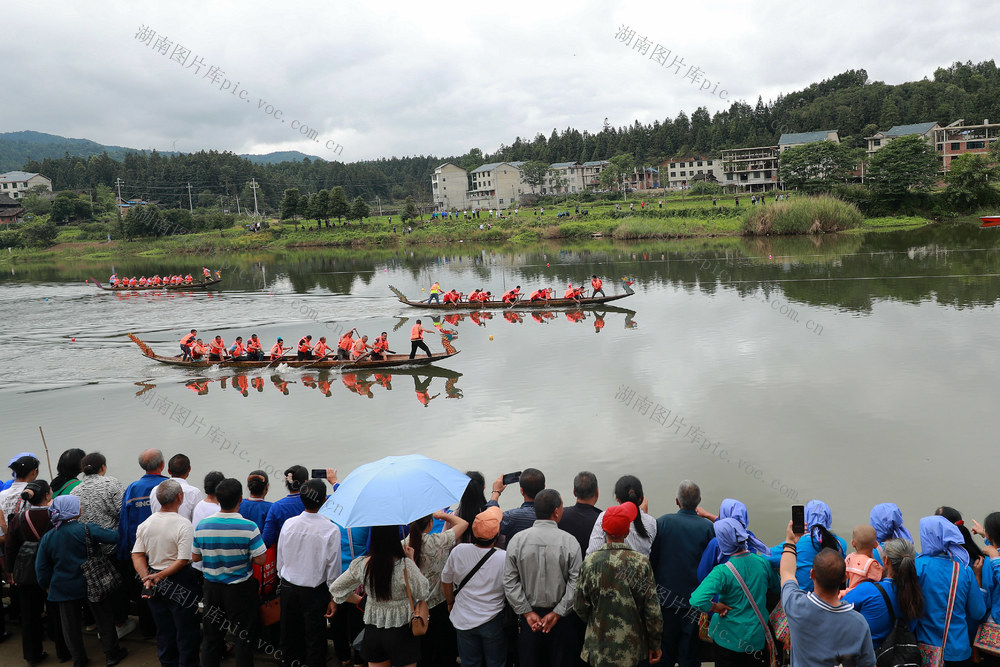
[2,226,999,546]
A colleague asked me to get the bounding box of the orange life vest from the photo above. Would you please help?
[592,277,602,290]
[230,342,244,357]
[209,339,226,356]
[313,341,329,357]
[529,290,546,300]
[181,333,196,346]
[564,288,577,298]
[352,339,367,357]
[247,338,262,352]
[338,333,354,350]
[270,343,284,359]
[372,338,388,353]
[410,324,424,341]
[190,343,206,358]
[298,337,311,353]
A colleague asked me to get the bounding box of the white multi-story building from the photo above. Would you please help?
[431,163,468,211]
[545,162,586,194]
[0,171,52,200]
[866,122,940,158]
[581,160,608,190]
[467,162,526,210]
[663,157,725,189]
[720,147,780,192]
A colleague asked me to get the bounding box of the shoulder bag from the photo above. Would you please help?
[11,510,42,586]
[403,561,429,636]
[917,561,959,667]
[871,581,921,667]
[454,547,496,596]
[726,560,778,667]
[81,524,122,602]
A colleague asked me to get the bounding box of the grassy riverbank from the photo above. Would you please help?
[0,192,934,266]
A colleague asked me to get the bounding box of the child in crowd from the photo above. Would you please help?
[840,524,883,598]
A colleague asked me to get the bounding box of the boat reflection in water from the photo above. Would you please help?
[137,365,463,407]
[429,305,638,332]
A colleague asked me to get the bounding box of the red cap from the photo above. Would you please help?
[602,502,638,537]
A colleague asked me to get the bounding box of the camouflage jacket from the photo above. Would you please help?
[573,542,663,667]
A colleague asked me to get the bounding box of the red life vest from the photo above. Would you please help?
[591,277,602,290]
[180,333,196,346]
[313,341,329,357]
[230,342,244,357]
[269,343,284,359]
[410,324,423,341]
[338,333,354,350]
[298,337,311,353]
[209,339,226,356]
[247,338,262,352]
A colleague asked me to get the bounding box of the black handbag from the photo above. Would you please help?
[81,524,122,602]
[872,582,921,667]
[11,510,42,586]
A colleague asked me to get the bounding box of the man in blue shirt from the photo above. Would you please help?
[486,467,545,543]
[779,520,875,666]
[649,480,715,667]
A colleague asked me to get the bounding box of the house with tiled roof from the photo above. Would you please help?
[866,122,940,157]
[932,119,1000,172]
[546,161,585,194]
[467,162,525,210]
[0,171,52,200]
[0,193,25,225]
[778,130,840,152]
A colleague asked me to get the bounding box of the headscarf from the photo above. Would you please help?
[715,517,749,556]
[719,498,770,554]
[870,503,913,542]
[805,499,832,542]
[48,495,80,528]
[935,506,982,562]
[919,515,969,567]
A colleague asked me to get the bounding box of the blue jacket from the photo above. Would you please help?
[37,521,119,602]
[982,556,1000,623]
[262,494,305,548]
[650,508,716,607]
[339,526,370,574]
[767,532,848,592]
[118,473,167,559]
[843,579,916,647]
[238,498,273,532]
[914,554,987,661]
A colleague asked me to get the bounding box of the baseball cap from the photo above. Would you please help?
[472,506,502,540]
[602,502,638,538]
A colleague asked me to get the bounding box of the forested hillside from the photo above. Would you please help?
[11,61,1000,208]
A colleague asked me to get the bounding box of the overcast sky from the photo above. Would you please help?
[4,0,996,163]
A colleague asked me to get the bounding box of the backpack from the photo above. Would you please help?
[11,509,43,586]
[872,582,921,667]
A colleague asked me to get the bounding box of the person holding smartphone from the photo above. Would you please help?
[486,468,546,543]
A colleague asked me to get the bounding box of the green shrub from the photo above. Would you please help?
[0,228,23,248]
[742,195,863,235]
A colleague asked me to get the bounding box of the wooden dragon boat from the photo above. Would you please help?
[90,276,222,291]
[389,277,635,310]
[128,334,458,369]
[980,216,1000,228]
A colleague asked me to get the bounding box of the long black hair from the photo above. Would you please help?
[810,525,843,553]
[408,515,433,568]
[457,472,486,543]
[882,538,924,621]
[365,525,406,601]
[984,512,1000,548]
[936,506,983,561]
[614,475,648,539]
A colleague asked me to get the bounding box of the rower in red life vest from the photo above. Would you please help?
[351,336,372,361]
[180,329,197,361]
[203,267,212,279]
[442,289,462,304]
[501,286,521,304]
[297,335,313,361]
[269,337,287,361]
[468,289,483,302]
[529,288,552,302]
[129,277,138,287]
[591,275,605,297]
[184,274,193,284]
[246,334,263,361]
[337,330,357,360]
[370,332,390,360]
[564,283,584,300]
[312,336,330,360]
[229,336,245,361]
[138,276,147,287]
[208,336,227,362]
[109,273,118,285]
[190,339,207,361]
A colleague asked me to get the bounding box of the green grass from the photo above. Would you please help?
[743,195,864,235]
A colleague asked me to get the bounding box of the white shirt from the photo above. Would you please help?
[0,482,30,536]
[441,543,507,630]
[149,477,205,521]
[190,499,220,570]
[132,511,194,570]
[585,509,657,556]
[276,511,341,588]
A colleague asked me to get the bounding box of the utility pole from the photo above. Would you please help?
[235,193,241,216]
[115,178,124,218]
[187,182,193,212]
[249,179,260,217]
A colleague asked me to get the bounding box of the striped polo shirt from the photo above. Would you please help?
[192,511,266,584]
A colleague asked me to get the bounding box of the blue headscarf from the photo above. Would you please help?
[719,498,770,554]
[49,495,80,528]
[919,515,969,567]
[805,499,832,542]
[870,503,913,542]
[715,517,749,556]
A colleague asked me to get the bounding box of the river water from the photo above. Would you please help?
[2,225,999,546]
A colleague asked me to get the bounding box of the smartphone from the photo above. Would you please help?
[502,471,521,485]
[791,505,805,535]
[311,469,328,479]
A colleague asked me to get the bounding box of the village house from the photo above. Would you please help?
[721,146,780,192]
[545,162,586,194]
[466,162,526,210]
[663,156,725,189]
[933,119,1000,172]
[0,193,25,225]
[866,122,940,158]
[431,163,469,211]
[0,171,52,200]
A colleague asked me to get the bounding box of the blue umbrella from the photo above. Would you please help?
[319,454,470,528]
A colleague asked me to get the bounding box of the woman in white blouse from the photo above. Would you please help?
[585,475,658,556]
[330,525,430,667]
